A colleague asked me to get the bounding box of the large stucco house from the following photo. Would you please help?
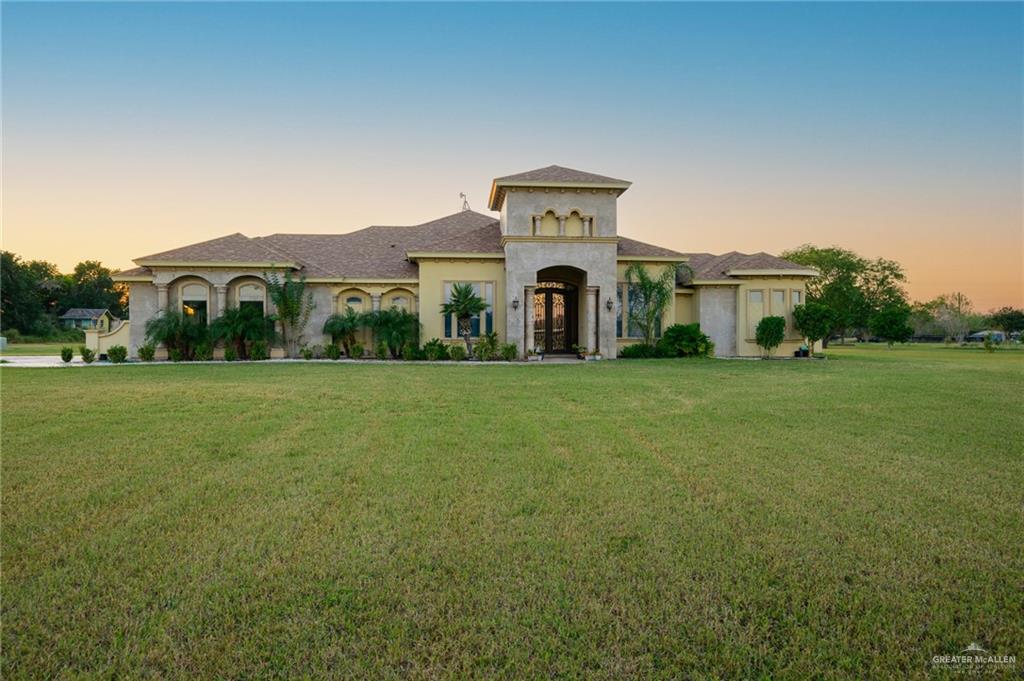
[107,166,817,359]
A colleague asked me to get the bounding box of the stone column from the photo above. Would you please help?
[586,286,599,352]
[557,215,566,236]
[532,216,542,236]
[413,296,419,314]
[215,285,228,318]
[157,285,168,312]
[582,217,592,237]
[524,285,536,352]
[371,294,381,312]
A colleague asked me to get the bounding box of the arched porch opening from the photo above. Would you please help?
[532,266,586,354]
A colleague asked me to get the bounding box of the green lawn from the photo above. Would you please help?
[0,342,69,356]
[3,346,1022,678]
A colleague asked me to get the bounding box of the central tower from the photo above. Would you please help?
[488,165,631,358]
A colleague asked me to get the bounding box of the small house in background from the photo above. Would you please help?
[59,308,118,331]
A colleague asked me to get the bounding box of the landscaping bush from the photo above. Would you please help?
[145,310,209,361]
[194,343,213,361]
[755,317,786,358]
[223,346,238,362]
[300,346,314,360]
[656,323,714,358]
[474,332,499,360]
[500,343,519,362]
[423,338,449,361]
[79,346,95,364]
[350,342,364,359]
[107,345,128,364]
[311,345,325,359]
[448,344,467,361]
[325,344,341,360]
[375,340,389,359]
[168,348,183,363]
[619,343,658,359]
[249,341,269,361]
[138,343,156,362]
[60,347,73,363]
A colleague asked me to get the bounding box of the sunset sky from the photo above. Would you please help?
[3,2,1021,310]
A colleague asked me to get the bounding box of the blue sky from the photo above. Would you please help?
[3,2,1021,307]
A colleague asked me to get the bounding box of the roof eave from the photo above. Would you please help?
[132,259,299,269]
[488,179,633,211]
[726,268,819,277]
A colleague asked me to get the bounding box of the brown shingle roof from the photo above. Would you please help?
[257,210,499,278]
[617,237,685,259]
[494,165,629,185]
[684,252,813,281]
[136,233,294,265]
[112,266,152,279]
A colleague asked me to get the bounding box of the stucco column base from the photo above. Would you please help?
[586,286,599,352]
[523,285,536,353]
[156,285,168,313]
[215,285,228,317]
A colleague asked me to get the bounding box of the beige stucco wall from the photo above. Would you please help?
[417,259,505,346]
[734,277,809,357]
[501,190,619,238]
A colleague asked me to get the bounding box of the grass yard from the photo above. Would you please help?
[0,342,69,356]
[2,346,1022,678]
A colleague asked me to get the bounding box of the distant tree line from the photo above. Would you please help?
[782,245,1024,346]
[1,251,127,338]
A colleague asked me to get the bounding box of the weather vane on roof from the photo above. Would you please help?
[460,193,470,212]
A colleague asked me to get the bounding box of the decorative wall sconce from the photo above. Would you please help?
[605,297,614,312]
[512,297,520,311]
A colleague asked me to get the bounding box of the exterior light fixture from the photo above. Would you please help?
[512,297,520,311]
[605,297,614,312]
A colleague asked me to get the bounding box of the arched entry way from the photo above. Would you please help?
[532,266,585,354]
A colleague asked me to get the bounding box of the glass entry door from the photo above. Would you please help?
[533,282,578,353]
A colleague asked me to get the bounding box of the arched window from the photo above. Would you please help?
[390,295,409,311]
[238,283,265,316]
[538,211,559,237]
[565,212,584,237]
[344,295,364,313]
[182,283,209,324]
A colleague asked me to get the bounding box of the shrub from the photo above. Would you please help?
[194,342,213,361]
[138,343,156,362]
[249,340,269,361]
[500,343,519,362]
[210,306,275,360]
[5,329,21,342]
[312,345,326,359]
[656,324,714,358]
[448,344,467,361]
[793,303,835,357]
[350,342,364,359]
[168,348,183,363]
[60,346,74,363]
[366,308,419,358]
[755,317,786,358]
[145,310,209,361]
[79,346,96,364]
[983,335,997,353]
[325,344,341,360]
[619,343,658,359]
[107,345,128,363]
[223,346,238,362]
[375,340,389,359]
[423,338,450,361]
[474,332,499,360]
[300,346,314,360]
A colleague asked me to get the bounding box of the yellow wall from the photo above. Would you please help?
[735,277,809,356]
[417,259,506,345]
[674,290,696,325]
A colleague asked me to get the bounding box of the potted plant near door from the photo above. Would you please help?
[585,348,603,361]
[527,347,544,362]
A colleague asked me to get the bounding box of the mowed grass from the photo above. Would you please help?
[2,347,1022,678]
[0,342,68,356]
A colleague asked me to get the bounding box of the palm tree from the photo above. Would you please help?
[440,282,488,356]
[624,262,687,348]
[144,310,208,361]
[366,307,420,358]
[210,306,275,360]
[323,305,367,357]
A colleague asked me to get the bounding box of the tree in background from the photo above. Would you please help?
[988,307,1024,336]
[61,261,127,317]
[869,303,913,347]
[755,316,786,358]
[792,303,835,357]
[440,282,488,356]
[624,262,683,349]
[933,292,972,343]
[857,257,909,334]
[265,270,315,358]
[781,245,866,345]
